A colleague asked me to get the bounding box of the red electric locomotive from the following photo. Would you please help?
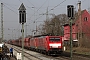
[30,35,63,55]
[8,35,63,55]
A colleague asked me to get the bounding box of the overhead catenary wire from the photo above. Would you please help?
[0,0,88,40]
[0,1,33,25]
[0,0,74,26]
[48,0,67,12]
[18,0,22,3]
[4,4,18,15]
[1,2,31,22]
[0,0,89,22]
[0,1,20,40]
[0,0,67,22]
[1,1,86,28]
[34,0,67,21]
[33,0,67,22]
[26,0,35,7]
[36,0,48,12]
[1,0,21,15]
[27,0,48,22]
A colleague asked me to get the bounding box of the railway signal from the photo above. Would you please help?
[67,5,74,60]
[67,5,74,19]
[19,3,26,24]
[18,3,26,60]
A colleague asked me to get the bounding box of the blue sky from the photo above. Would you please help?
[0,0,89,40]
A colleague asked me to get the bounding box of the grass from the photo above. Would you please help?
[65,47,90,55]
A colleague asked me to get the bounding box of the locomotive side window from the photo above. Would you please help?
[49,38,60,41]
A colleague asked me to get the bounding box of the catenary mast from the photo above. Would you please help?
[1,3,3,43]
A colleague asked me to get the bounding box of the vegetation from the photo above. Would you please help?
[38,14,68,36]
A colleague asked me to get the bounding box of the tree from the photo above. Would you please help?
[39,14,68,36]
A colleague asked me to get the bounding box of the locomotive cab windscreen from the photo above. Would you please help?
[49,37,60,42]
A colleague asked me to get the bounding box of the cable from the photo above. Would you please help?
[0,0,18,15]
[4,3,18,11]
[18,0,22,3]
[0,1,21,35]
[4,4,18,15]
[0,0,25,39]
[82,0,86,2]
[26,0,35,7]
[36,0,48,12]
[49,0,66,12]
[33,0,67,22]
[26,0,48,22]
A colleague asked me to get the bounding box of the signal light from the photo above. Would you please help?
[19,11,26,24]
[67,5,74,19]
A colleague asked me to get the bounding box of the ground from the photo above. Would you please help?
[65,46,90,55]
[73,47,90,55]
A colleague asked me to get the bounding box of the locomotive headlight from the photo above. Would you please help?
[49,43,61,48]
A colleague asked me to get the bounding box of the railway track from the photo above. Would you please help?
[7,44,70,60]
[7,44,90,60]
[14,46,69,60]
[8,45,42,60]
